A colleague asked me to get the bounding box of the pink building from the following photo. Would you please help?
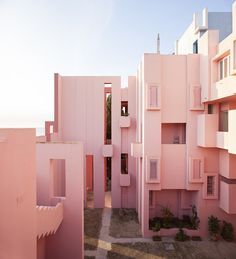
[2,2,236,259]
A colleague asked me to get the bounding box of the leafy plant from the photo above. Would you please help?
[208,215,220,241]
[152,220,161,232]
[190,205,200,230]
[175,228,190,242]
[221,221,234,242]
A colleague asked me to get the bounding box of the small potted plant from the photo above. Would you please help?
[208,215,220,241]
[221,221,234,242]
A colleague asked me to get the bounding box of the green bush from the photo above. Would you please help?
[208,215,220,241]
[152,220,161,232]
[221,221,234,242]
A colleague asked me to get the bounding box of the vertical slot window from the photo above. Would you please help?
[207,176,214,196]
[121,101,129,116]
[121,153,128,174]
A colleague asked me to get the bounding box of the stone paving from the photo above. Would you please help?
[84,207,155,258]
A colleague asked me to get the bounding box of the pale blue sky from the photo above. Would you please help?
[0,0,232,127]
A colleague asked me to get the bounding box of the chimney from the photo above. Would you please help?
[157,33,160,54]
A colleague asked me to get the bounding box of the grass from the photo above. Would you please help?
[84,208,103,250]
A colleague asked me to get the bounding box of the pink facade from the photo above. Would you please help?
[2,2,236,259]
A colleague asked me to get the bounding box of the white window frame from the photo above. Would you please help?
[219,55,230,80]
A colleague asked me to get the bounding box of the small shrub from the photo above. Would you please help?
[152,221,161,232]
[152,235,162,241]
[175,228,190,242]
[221,221,234,242]
[191,236,202,241]
[208,215,220,241]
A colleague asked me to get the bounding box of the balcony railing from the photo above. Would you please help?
[37,202,63,239]
[211,77,236,101]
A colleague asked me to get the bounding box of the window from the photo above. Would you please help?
[146,156,160,183]
[193,40,198,54]
[121,153,128,174]
[207,176,214,196]
[146,84,160,110]
[219,104,228,132]
[219,56,230,80]
[208,104,213,114]
[203,173,218,199]
[121,101,128,116]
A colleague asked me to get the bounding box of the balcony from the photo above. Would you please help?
[216,132,228,150]
[131,142,142,158]
[211,77,236,101]
[102,144,113,157]
[197,114,218,147]
[219,181,236,214]
[120,174,130,186]
[37,202,63,239]
[119,116,131,128]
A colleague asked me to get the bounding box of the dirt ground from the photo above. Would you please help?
[84,208,103,250]
[109,208,142,238]
[107,241,236,259]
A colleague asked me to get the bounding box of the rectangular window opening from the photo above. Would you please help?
[219,104,228,132]
[121,101,128,116]
[162,123,186,144]
[208,104,213,114]
[193,40,198,54]
[207,176,214,196]
[121,153,128,174]
[105,86,112,144]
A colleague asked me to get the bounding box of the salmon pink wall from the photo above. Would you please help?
[36,142,84,259]
[0,129,36,259]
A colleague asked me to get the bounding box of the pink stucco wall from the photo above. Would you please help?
[36,142,84,259]
[0,129,37,259]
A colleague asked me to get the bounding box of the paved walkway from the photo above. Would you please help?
[84,207,155,258]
